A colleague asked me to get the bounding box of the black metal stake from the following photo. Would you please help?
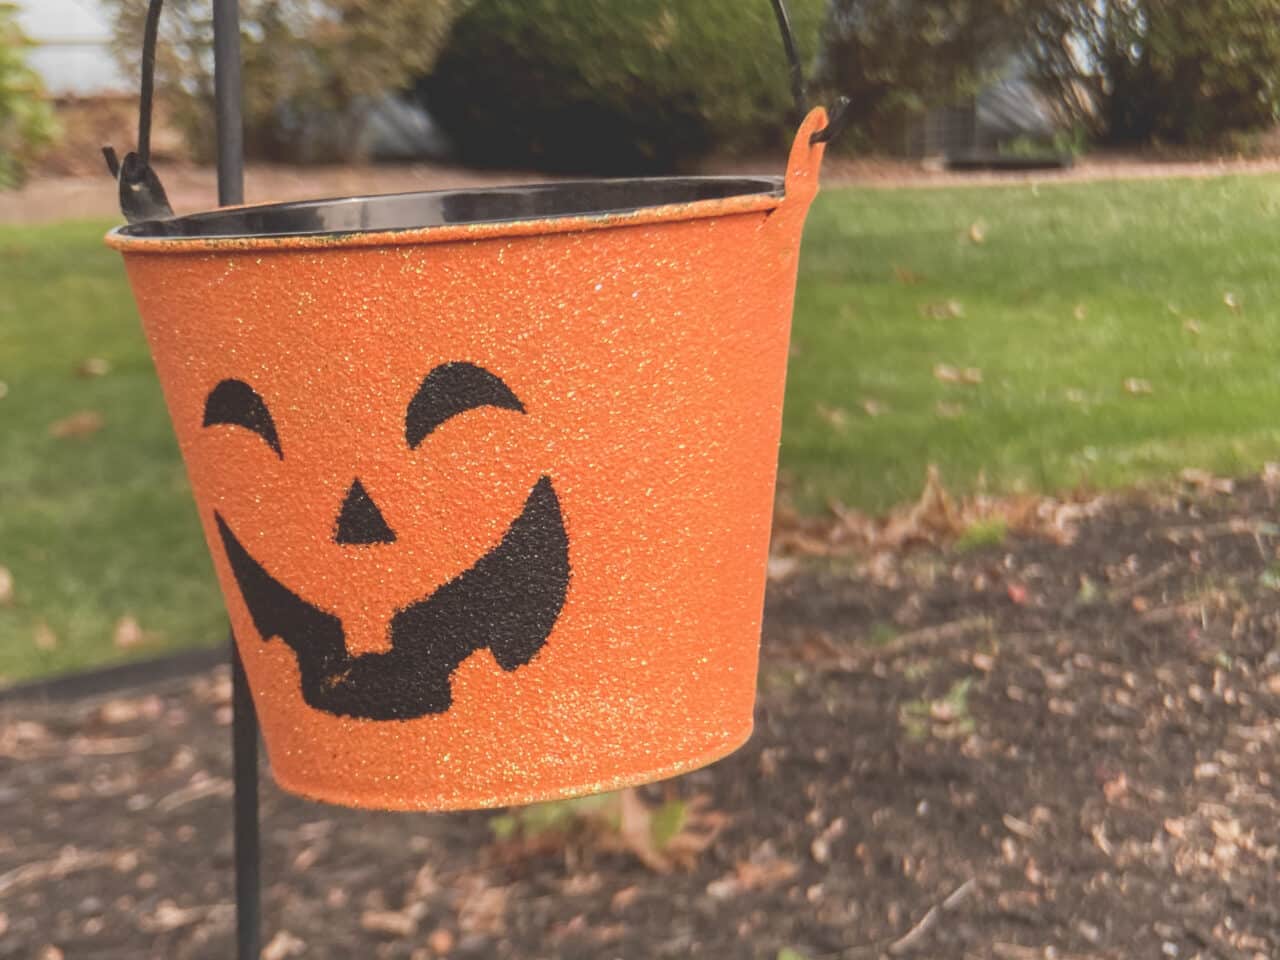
[213,2,255,957]
[214,0,245,207]
[231,636,261,960]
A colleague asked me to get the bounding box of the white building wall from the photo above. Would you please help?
[14,0,129,96]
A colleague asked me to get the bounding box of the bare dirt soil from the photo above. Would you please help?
[2,481,1278,960]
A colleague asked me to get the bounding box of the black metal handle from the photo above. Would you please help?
[768,0,852,145]
[106,0,848,224]
[103,0,173,222]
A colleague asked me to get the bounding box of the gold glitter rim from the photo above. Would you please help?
[265,723,755,813]
[104,191,785,256]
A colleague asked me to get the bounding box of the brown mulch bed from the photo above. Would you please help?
[2,483,1278,960]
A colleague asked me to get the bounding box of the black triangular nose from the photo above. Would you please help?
[334,479,396,545]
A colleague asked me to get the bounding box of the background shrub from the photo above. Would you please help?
[108,0,461,162]
[815,0,1280,151]
[1027,0,1280,147]
[420,0,826,175]
[813,0,1042,145]
[0,1,58,188]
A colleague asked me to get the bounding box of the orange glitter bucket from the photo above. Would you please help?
[108,96,832,809]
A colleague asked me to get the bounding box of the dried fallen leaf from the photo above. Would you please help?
[1183,318,1202,335]
[816,404,849,431]
[862,398,887,417]
[1102,771,1129,803]
[810,818,846,864]
[1180,468,1234,495]
[935,402,965,419]
[361,909,418,938]
[457,876,508,936]
[0,567,12,607]
[767,555,801,582]
[49,410,105,439]
[0,381,8,400]
[1123,378,1153,396]
[34,622,57,651]
[1210,819,1242,843]
[1224,291,1242,313]
[1264,462,1280,496]
[707,876,743,902]
[144,900,206,932]
[740,853,800,890]
[1065,388,1088,405]
[621,791,728,873]
[880,465,966,547]
[75,357,112,378]
[1024,858,1045,886]
[97,699,142,725]
[113,615,146,650]
[933,363,961,383]
[262,931,306,960]
[922,300,965,320]
[770,467,1105,558]
[934,364,982,386]
[325,888,348,909]
[617,788,672,873]
[611,885,641,912]
[709,844,799,899]
[968,221,987,245]
[1073,304,1088,321]
[1003,814,1038,840]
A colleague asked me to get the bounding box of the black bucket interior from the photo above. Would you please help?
[115,176,784,240]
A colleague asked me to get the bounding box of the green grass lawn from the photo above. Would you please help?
[787,175,1280,512]
[4,174,1280,681]
[0,222,226,683]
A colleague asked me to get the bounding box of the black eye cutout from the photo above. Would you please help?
[203,379,283,458]
[406,362,526,449]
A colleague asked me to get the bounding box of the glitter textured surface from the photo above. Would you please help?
[109,111,828,811]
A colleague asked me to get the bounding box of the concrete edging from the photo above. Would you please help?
[0,645,228,704]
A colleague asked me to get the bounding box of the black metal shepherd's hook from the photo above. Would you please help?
[768,0,853,145]
[209,0,256,950]
[106,0,256,954]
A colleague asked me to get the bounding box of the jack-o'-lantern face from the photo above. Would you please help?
[204,362,570,721]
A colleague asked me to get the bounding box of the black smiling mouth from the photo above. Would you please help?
[216,476,570,720]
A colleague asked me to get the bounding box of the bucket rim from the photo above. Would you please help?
[105,175,785,253]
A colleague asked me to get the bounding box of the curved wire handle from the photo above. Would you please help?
[103,0,173,222]
[768,0,852,146]
[105,0,850,223]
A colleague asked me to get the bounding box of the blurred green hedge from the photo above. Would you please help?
[0,2,58,188]
[420,0,826,175]
[107,0,461,162]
